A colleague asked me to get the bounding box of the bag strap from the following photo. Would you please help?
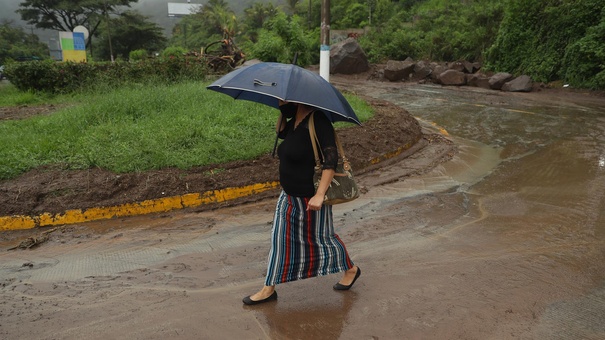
[308,112,347,169]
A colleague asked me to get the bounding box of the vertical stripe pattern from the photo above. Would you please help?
[265,191,354,286]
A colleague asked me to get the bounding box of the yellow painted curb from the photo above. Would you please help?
[0,181,280,231]
[369,141,415,165]
[1,139,429,232]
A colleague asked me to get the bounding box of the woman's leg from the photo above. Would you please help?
[243,192,286,304]
[319,205,360,289]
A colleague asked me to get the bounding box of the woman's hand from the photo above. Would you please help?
[307,194,325,211]
[307,169,335,211]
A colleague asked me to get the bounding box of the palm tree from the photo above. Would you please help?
[243,2,278,31]
[285,0,299,15]
[201,0,237,37]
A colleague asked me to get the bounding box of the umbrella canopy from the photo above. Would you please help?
[207,62,361,125]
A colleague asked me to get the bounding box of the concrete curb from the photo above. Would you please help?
[0,182,279,231]
[0,139,423,231]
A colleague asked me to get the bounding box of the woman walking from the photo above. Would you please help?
[243,101,360,305]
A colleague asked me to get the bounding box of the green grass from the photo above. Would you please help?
[0,82,373,180]
[0,84,52,106]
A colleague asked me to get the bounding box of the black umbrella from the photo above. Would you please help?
[207,62,361,125]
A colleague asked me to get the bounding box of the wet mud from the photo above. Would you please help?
[1,81,605,339]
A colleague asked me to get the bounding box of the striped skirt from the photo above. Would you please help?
[265,191,354,286]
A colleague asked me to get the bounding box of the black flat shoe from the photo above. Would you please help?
[333,267,361,291]
[242,291,278,305]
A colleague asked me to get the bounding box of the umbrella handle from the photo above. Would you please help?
[271,134,279,158]
[272,114,283,158]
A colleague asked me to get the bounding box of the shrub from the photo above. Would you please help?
[247,29,287,62]
[485,0,603,87]
[561,16,605,89]
[129,49,149,61]
[5,57,209,94]
[162,46,187,58]
[4,60,96,93]
[246,13,315,66]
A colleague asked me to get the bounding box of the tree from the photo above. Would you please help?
[0,20,49,65]
[170,0,237,51]
[486,0,603,83]
[243,2,278,32]
[200,0,238,38]
[17,0,137,47]
[241,2,279,42]
[246,12,316,65]
[561,15,605,89]
[170,15,209,51]
[94,10,167,60]
[283,0,300,15]
[357,0,504,63]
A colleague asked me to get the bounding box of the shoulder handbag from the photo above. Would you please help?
[308,112,360,205]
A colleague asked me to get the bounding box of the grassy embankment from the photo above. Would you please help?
[0,82,373,180]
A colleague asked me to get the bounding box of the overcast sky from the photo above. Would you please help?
[0,0,196,42]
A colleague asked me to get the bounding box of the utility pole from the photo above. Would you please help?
[183,23,187,48]
[89,24,93,58]
[104,1,114,62]
[308,0,312,29]
[320,0,330,82]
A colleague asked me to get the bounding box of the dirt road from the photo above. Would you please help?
[1,78,604,339]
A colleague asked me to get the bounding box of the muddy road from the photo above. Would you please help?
[1,82,605,339]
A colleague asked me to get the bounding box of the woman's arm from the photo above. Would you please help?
[307,112,338,211]
[307,168,335,211]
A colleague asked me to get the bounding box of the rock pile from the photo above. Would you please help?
[328,38,535,93]
[380,58,534,92]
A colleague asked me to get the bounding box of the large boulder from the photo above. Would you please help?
[489,72,514,90]
[413,61,432,80]
[449,61,466,73]
[502,75,533,92]
[462,61,479,73]
[439,69,467,85]
[330,38,370,75]
[384,59,415,81]
[467,73,491,89]
[445,60,481,74]
[471,62,482,73]
[430,64,448,82]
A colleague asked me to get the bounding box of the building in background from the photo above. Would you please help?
[167,1,202,17]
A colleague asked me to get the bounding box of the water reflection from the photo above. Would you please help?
[248,290,358,339]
